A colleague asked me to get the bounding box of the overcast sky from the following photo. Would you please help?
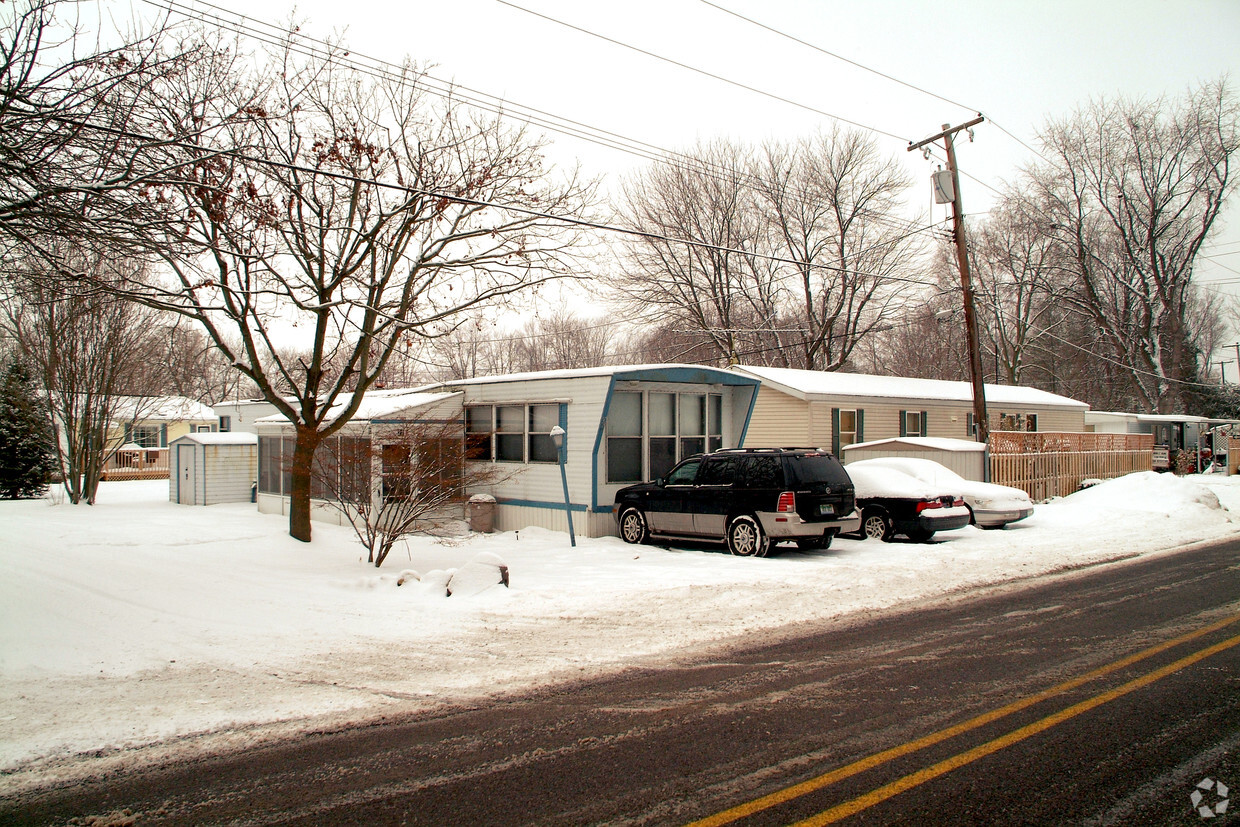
[134,0,1240,327]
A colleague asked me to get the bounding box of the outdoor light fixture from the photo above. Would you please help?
[550,425,576,547]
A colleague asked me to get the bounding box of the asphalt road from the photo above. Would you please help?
[5,537,1239,826]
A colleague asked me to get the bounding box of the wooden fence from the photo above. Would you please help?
[988,431,1153,500]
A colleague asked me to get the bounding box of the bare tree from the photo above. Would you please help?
[611,133,923,369]
[752,127,924,370]
[512,310,613,372]
[0,0,205,255]
[313,419,509,567]
[1024,79,1239,412]
[122,34,595,542]
[1,246,166,503]
[610,140,776,366]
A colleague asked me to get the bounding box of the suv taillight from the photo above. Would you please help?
[777,491,796,512]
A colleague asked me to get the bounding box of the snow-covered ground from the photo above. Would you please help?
[2,472,1239,791]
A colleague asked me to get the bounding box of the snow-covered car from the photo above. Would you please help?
[842,463,971,542]
[848,457,1034,529]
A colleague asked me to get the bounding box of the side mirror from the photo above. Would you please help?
[655,476,666,487]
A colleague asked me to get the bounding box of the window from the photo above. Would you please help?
[737,456,781,488]
[382,443,412,500]
[466,406,494,460]
[708,395,723,453]
[679,394,706,458]
[496,405,525,462]
[218,416,231,432]
[648,392,677,481]
[258,436,282,494]
[338,436,372,504]
[528,404,559,463]
[838,410,858,447]
[998,412,1038,432]
[697,456,735,486]
[665,458,701,485]
[475,403,565,465]
[607,392,643,483]
[607,390,728,484]
[900,410,926,437]
[127,424,162,448]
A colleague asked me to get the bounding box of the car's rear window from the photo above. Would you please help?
[785,454,852,486]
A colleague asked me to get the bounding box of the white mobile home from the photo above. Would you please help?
[733,365,1089,454]
[252,366,760,538]
[433,365,760,538]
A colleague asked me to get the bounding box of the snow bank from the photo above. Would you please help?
[0,471,1236,787]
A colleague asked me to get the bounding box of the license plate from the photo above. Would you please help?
[818,504,834,516]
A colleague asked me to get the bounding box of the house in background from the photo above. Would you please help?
[211,397,286,435]
[732,365,1089,454]
[103,396,219,480]
[253,365,761,538]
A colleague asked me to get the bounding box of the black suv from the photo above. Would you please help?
[613,448,860,557]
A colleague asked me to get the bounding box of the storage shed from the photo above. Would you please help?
[170,432,259,505]
[841,436,987,481]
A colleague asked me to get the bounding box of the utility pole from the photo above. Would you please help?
[910,115,988,443]
[1229,344,1240,381]
[1215,360,1228,384]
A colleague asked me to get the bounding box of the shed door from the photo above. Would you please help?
[178,445,197,504]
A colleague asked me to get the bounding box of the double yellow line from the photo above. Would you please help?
[689,611,1240,827]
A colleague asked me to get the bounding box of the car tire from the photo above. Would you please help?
[861,508,894,542]
[727,515,770,557]
[796,533,833,550]
[618,507,649,544]
[906,527,934,543]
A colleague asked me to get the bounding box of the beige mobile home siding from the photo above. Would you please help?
[743,386,811,446]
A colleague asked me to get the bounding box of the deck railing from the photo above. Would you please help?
[988,431,1153,500]
[101,448,170,481]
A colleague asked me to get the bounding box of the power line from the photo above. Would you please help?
[696,0,976,116]
[50,113,949,290]
[494,0,912,144]
[142,0,931,238]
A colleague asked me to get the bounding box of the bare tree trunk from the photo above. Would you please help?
[288,426,322,543]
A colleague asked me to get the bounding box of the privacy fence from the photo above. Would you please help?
[988,431,1154,500]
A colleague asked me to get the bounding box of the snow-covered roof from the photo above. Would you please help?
[428,363,759,387]
[112,396,217,422]
[1087,410,1213,424]
[255,389,462,425]
[732,365,1088,409]
[169,432,258,446]
[845,436,987,453]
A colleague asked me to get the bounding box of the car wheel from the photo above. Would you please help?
[796,533,833,550]
[727,515,770,557]
[618,507,649,544]
[861,508,894,542]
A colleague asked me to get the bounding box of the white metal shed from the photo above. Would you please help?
[169,432,259,505]
[841,436,987,481]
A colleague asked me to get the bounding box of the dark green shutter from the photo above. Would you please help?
[920,411,928,437]
[831,408,841,455]
[160,424,168,447]
[899,410,907,438]
[124,423,132,444]
[856,410,864,443]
